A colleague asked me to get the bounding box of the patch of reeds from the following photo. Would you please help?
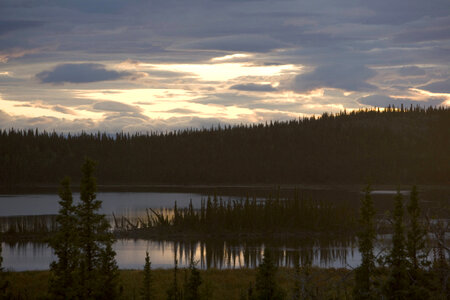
[0,215,57,235]
[114,191,358,236]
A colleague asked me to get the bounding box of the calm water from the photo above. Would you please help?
[2,238,363,271]
[1,187,448,271]
[0,192,204,216]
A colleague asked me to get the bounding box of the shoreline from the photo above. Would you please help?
[1,183,449,194]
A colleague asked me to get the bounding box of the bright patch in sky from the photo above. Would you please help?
[143,63,295,82]
[211,53,251,61]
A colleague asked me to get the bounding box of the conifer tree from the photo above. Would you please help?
[383,191,408,299]
[254,249,285,300]
[406,185,430,299]
[141,251,153,300]
[48,177,79,299]
[76,158,119,299]
[167,258,182,300]
[0,235,2,272]
[406,185,427,271]
[184,258,202,300]
[97,241,120,299]
[353,185,376,300]
[0,232,9,298]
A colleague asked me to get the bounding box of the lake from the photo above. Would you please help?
[1,186,448,271]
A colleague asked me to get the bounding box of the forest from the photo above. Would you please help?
[1,106,449,190]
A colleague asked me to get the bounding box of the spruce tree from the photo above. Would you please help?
[254,249,285,300]
[406,185,430,299]
[48,177,79,299]
[184,258,202,300]
[167,258,182,300]
[353,185,376,300]
[0,235,2,272]
[0,232,9,298]
[383,190,409,299]
[76,158,119,299]
[406,185,427,271]
[97,241,120,299]
[141,251,153,300]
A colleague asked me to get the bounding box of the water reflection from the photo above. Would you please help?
[0,187,448,217]
[2,237,357,271]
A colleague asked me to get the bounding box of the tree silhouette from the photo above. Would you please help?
[254,249,285,300]
[383,191,409,299]
[48,177,79,299]
[141,251,153,300]
[353,185,376,299]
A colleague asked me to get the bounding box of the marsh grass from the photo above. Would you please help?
[3,267,353,299]
[114,192,358,238]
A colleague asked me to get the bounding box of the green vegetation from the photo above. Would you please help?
[383,191,409,299]
[115,193,357,238]
[183,259,202,300]
[252,250,285,300]
[141,251,154,300]
[48,177,79,299]
[353,185,376,299]
[48,158,120,299]
[1,107,449,190]
[0,268,351,300]
[166,259,182,300]
[0,232,10,298]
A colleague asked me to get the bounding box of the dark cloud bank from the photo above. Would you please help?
[36,63,131,84]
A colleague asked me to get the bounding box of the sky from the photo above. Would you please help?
[0,0,449,132]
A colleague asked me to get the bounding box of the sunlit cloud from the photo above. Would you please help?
[211,53,251,62]
[144,63,296,82]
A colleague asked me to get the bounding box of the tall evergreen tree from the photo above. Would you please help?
[97,241,120,300]
[383,191,409,299]
[167,258,182,300]
[0,235,2,272]
[406,185,430,299]
[0,232,9,298]
[254,249,285,300]
[76,158,119,299]
[48,177,79,299]
[406,185,427,271]
[184,258,202,300]
[141,251,153,300]
[353,185,376,300]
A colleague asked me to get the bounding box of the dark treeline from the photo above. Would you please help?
[1,106,449,189]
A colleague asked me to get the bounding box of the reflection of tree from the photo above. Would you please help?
[159,237,355,270]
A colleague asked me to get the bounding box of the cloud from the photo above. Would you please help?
[0,20,44,35]
[36,63,132,84]
[230,83,276,92]
[0,20,44,36]
[357,95,445,107]
[165,108,198,114]
[290,64,377,93]
[394,25,450,43]
[418,79,450,94]
[397,66,426,76]
[13,102,77,115]
[147,70,195,78]
[175,34,287,53]
[52,105,77,115]
[0,48,41,63]
[92,101,143,113]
